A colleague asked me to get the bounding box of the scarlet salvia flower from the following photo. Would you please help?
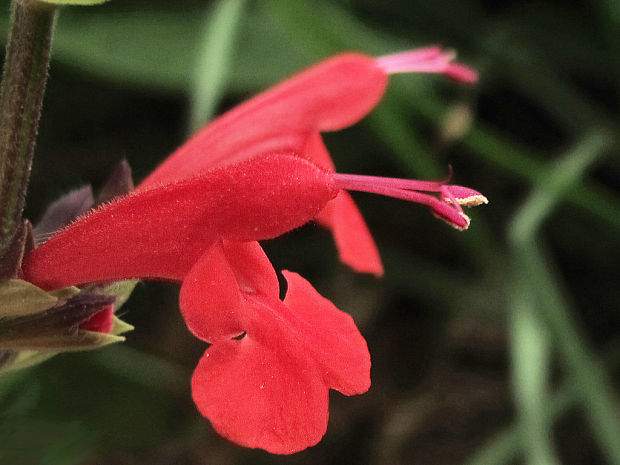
[140,45,478,276]
[21,46,485,454]
[182,241,369,453]
[22,154,485,289]
[23,155,337,289]
[22,155,367,453]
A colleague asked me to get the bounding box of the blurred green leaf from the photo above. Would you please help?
[264,0,405,57]
[49,10,202,92]
[88,345,188,395]
[459,123,620,232]
[465,428,520,465]
[39,424,95,465]
[367,97,441,178]
[1,419,95,465]
[467,343,620,465]
[509,131,620,465]
[39,0,110,5]
[0,367,29,399]
[509,130,612,244]
[518,244,620,465]
[509,284,558,465]
[483,35,609,132]
[188,0,246,132]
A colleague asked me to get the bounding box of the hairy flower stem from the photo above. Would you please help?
[0,0,57,266]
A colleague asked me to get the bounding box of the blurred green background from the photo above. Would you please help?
[1,0,620,463]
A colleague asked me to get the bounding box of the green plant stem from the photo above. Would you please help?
[0,0,57,263]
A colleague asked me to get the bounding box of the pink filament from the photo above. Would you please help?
[332,173,446,193]
[376,47,478,83]
[377,46,444,65]
[333,173,470,230]
[443,63,479,83]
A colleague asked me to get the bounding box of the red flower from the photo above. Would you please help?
[140,45,478,276]
[182,241,369,453]
[21,46,485,454]
[23,155,337,288]
[22,154,367,454]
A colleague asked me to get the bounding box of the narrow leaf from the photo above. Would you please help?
[37,0,111,5]
[189,0,246,132]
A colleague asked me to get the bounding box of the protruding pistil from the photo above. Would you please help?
[332,172,487,231]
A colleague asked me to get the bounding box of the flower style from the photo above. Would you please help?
[21,46,485,454]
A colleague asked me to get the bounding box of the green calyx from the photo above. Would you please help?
[0,279,77,318]
[0,279,135,374]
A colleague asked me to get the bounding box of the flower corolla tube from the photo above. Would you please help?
[21,46,486,454]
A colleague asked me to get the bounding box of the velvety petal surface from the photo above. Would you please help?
[22,155,337,290]
[220,240,279,298]
[281,271,371,395]
[179,244,245,342]
[191,331,329,454]
[180,240,370,453]
[140,54,387,188]
[181,242,329,453]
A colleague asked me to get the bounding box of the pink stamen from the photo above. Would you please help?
[376,46,478,83]
[438,185,467,219]
[432,204,471,231]
[444,63,479,83]
[332,173,446,193]
[441,185,489,206]
[332,173,485,231]
[377,46,444,65]
[332,174,487,205]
